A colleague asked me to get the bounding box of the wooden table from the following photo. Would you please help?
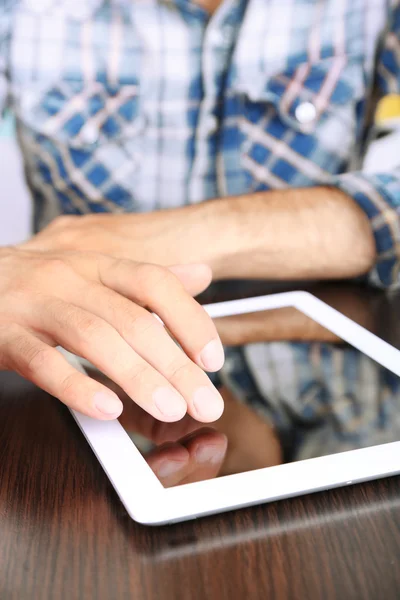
[1,282,399,600]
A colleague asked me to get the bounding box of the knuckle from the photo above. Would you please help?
[59,371,79,397]
[165,356,192,381]
[121,312,157,340]
[41,256,74,279]
[76,315,106,340]
[23,346,53,375]
[56,303,106,343]
[71,315,130,371]
[127,362,151,384]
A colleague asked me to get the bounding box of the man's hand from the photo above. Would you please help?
[89,369,282,483]
[0,247,225,422]
[24,208,222,269]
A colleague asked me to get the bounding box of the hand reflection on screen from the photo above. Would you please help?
[120,383,282,485]
[118,397,228,487]
[85,365,283,486]
[145,428,228,487]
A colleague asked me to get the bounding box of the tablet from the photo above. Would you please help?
[61,291,400,525]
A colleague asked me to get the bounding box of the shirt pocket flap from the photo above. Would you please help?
[233,56,365,135]
[17,80,143,149]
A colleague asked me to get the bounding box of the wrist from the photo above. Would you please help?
[160,199,241,276]
[202,194,273,279]
[197,197,244,279]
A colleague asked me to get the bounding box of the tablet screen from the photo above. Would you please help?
[118,307,400,488]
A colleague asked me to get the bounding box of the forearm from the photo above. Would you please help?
[25,185,376,283]
[205,187,376,280]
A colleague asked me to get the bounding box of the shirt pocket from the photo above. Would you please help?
[14,79,146,218]
[16,79,144,148]
[231,55,367,189]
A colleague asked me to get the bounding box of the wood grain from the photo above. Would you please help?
[0,282,399,600]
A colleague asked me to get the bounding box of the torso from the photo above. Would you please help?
[5,0,388,230]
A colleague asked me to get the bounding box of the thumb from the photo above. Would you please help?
[168,263,213,297]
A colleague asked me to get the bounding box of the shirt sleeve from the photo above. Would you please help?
[333,2,400,289]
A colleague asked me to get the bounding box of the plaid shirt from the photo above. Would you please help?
[1,0,399,458]
[219,341,400,462]
[132,339,400,464]
[0,0,400,287]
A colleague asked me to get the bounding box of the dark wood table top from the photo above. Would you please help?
[1,281,399,600]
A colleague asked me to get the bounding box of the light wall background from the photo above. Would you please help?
[0,114,31,244]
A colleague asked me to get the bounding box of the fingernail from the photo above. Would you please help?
[193,386,224,422]
[196,444,227,464]
[156,459,186,478]
[153,387,187,420]
[199,339,225,372]
[93,392,123,417]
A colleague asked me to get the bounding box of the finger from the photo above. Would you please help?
[0,324,123,420]
[168,264,212,297]
[147,430,227,487]
[98,259,225,373]
[31,298,189,422]
[118,391,202,443]
[74,283,224,422]
[178,430,227,484]
[146,443,190,487]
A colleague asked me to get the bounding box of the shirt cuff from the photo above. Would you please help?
[332,170,400,289]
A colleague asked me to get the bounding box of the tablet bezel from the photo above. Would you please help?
[62,291,400,525]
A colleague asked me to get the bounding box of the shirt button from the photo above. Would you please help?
[208,29,225,46]
[295,101,317,124]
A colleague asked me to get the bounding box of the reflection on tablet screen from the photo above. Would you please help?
[118,307,400,488]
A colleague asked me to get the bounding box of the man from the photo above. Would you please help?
[0,0,399,422]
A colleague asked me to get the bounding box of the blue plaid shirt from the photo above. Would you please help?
[1,0,399,457]
[219,341,400,461]
[1,0,400,287]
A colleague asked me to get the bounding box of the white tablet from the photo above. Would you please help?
[62,291,400,525]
